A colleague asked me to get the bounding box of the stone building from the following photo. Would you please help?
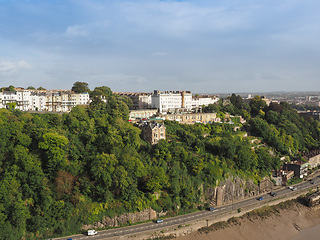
[307,191,320,207]
[140,121,166,145]
[129,109,159,121]
[302,149,320,169]
[161,112,220,124]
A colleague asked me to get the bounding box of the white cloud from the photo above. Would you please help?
[0,60,32,73]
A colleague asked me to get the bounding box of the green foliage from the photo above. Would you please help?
[71,81,90,93]
[0,91,319,239]
[6,102,17,110]
[8,85,15,91]
[90,86,112,99]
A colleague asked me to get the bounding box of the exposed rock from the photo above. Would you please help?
[82,208,162,230]
[205,176,273,206]
[83,176,274,230]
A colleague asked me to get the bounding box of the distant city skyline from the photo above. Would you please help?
[1,0,320,93]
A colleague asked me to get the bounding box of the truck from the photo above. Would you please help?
[88,229,98,236]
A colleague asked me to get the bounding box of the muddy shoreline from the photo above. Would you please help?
[174,200,320,240]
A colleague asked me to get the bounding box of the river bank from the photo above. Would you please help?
[174,200,320,240]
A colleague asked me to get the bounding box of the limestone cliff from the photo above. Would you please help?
[83,176,273,229]
[205,176,273,206]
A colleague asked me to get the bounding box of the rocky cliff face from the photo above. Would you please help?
[205,176,273,206]
[83,176,273,229]
[82,208,165,230]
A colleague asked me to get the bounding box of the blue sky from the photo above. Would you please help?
[1,0,320,93]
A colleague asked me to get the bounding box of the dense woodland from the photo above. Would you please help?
[0,88,320,239]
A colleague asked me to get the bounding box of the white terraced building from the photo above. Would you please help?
[151,90,193,113]
[0,88,90,112]
[192,96,220,109]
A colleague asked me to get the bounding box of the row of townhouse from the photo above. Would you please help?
[116,90,219,113]
[0,88,90,112]
[272,149,320,186]
[1,88,219,114]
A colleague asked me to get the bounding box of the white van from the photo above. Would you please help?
[88,229,98,236]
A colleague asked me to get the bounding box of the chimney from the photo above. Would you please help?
[182,91,185,108]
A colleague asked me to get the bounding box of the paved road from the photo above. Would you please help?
[55,175,320,240]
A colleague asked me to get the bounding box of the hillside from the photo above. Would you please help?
[0,91,319,239]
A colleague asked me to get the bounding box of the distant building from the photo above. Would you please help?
[282,150,320,179]
[0,88,90,112]
[1,89,31,111]
[151,90,192,113]
[284,161,309,179]
[192,96,219,109]
[302,149,320,169]
[140,121,166,145]
[161,112,220,124]
[129,109,158,121]
[299,111,320,122]
[116,92,152,110]
[272,168,294,186]
[116,90,220,114]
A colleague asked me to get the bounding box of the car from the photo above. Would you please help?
[311,181,315,184]
[270,192,277,197]
[291,187,297,191]
[156,219,163,223]
[88,230,98,236]
[208,207,216,211]
[257,197,263,201]
[288,186,293,190]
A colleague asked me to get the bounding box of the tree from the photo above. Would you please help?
[71,81,90,93]
[249,95,267,117]
[37,87,46,90]
[39,132,69,177]
[27,86,36,90]
[7,85,15,91]
[202,103,220,113]
[6,102,16,110]
[90,86,112,99]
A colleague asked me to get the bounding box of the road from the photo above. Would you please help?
[54,175,320,240]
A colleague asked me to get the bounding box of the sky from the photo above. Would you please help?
[1,0,320,93]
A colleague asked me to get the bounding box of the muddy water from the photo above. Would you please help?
[292,224,320,240]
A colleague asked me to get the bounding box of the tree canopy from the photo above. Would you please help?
[71,81,90,93]
[0,91,319,239]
